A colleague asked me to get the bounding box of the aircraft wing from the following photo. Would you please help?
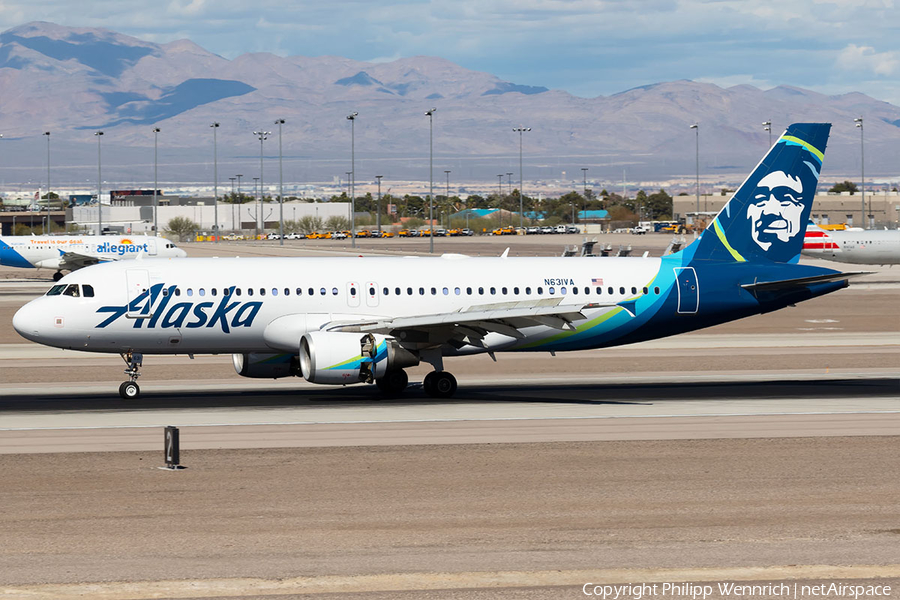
[324,298,613,347]
[57,251,109,271]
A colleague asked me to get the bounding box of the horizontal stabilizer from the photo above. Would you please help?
[741,271,871,292]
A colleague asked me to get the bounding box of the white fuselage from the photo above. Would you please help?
[13,255,670,356]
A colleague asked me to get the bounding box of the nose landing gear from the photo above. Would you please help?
[119,351,143,399]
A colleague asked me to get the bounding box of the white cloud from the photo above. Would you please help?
[836,44,899,77]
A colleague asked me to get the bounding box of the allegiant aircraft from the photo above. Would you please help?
[13,124,863,399]
[0,234,186,280]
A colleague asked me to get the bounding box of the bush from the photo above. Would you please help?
[165,216,200,242]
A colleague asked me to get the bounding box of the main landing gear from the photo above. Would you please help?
[373,368,459,398]
[375,369,409,395]
[423,371,457,398]
[119,351,143,399]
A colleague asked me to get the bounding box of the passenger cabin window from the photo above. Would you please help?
[654,287,660,294]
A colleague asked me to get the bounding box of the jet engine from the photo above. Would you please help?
[299,331,418,385]
[232,352,299,379]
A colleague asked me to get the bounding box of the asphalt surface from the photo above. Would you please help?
[0,235,898,599]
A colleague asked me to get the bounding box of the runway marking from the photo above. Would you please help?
[4,564,899,598]
[2,410,899,431]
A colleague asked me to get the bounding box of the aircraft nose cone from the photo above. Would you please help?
[13,300,44,343]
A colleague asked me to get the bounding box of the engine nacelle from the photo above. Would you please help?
[299,331,419,385]
[233,352,298,379]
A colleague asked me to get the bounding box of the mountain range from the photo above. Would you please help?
[0,21,898,189]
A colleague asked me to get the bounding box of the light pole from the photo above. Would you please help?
[229,176,236,232]
[497,173,504,227]
[444,170,451,227]
[346,112,358,248]
[581,167,588,223]
[855,117,866,227]
[152,127,160,236]
[211,122,219,242]
[275,118,284,245]
[425,108,436,253]
[690,123,699,215]
[513,126,530,228]
[762,120,772,148]
[253,177,259,234]
[236,174,243,232]
[375,175,383,234]
[95,131,103,235]
[253,130,270,238]
[43,131,50,234]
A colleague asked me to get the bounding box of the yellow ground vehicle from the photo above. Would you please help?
[398,229,411,237]
[306,231,332,239]
[818,223,849,231]
[448,228,462,236]
[379,231,395,238]
[492,226,515,236]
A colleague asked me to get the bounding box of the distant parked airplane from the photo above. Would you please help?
[0,234,186,280]
[802,222,899,265]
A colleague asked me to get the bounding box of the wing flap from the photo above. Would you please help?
[325,299,613,341]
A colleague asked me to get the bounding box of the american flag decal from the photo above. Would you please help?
[591,278,604,285]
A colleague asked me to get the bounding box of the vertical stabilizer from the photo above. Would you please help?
[690,123,830,264]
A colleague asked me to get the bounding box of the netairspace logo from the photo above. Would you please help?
[582,582,892,599]
[95,283,262,333]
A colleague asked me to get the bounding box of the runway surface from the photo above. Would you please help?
[0,241,898,598]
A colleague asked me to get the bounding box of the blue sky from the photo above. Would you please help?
[3,0,899,104]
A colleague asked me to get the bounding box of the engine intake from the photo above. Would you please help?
[299,331,418,385]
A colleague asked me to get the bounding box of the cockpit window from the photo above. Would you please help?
[46,285,66,296]
[82,285,95,297]
[63,284,80,297]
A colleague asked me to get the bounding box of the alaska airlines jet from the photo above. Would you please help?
[0,234,187,280]
[802,222,900,265]
[13,124,863,399]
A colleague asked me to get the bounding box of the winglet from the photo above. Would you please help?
[500,248,510,258]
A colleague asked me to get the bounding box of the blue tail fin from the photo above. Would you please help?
[689,123,830,264]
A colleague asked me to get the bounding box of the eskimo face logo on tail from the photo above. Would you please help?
[747,171,805,251]
[95,283,262,332]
